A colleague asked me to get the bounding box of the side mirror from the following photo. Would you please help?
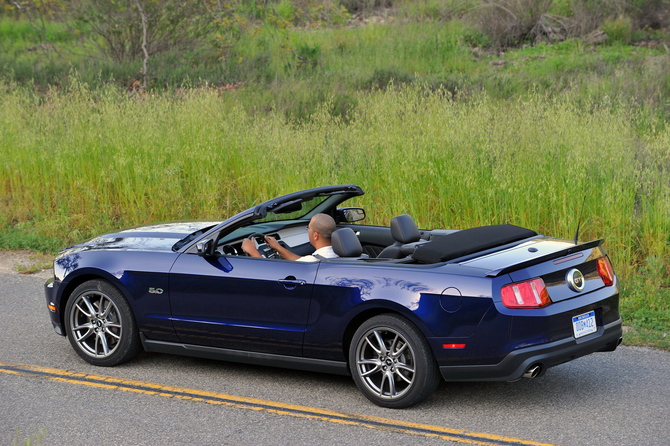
[337,207,366,223]
[196,239,215,257]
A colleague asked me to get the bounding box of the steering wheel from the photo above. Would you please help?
[247,232,278,258]
[248,232,266,247]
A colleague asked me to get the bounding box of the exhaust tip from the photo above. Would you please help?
[523,364,542,379]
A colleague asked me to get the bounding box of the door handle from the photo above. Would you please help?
[278,277,307,290]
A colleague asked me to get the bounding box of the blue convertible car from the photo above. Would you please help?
[45,185,622,408]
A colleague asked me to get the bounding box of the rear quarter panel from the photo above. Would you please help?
[305,261,495,361]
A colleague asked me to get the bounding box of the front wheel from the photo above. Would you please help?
[349,314,440,408]
[64,279,140,366]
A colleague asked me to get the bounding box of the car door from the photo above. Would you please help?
[168,252,319,357]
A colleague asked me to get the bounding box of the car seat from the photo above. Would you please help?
[376,214,422,259]
[331,227,364,258]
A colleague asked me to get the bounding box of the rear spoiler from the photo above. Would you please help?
[484,239,605,277]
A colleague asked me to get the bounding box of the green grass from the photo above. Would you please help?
[1,79,668,348]
[12,428,46,446]
[3,15,668,121]
[620,255,670,350]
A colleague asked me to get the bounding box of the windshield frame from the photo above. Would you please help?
[176,185,364,253]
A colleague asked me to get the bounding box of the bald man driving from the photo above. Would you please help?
[241,213,338,261]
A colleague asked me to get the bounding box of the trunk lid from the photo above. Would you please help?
[461,237,612,302]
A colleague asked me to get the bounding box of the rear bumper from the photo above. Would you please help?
[439,318,623,382]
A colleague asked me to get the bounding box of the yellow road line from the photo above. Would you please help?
[0,361,558,446]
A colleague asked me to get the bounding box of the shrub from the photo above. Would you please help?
[362,67,414,90]
[339,0,395,14]
[601,15,633,44]
[628,0,670,29]
[397,0,477,21]
[295,42,322,69]
[565,0,624,36]
[465,0,553,48]
[69,0,212,64]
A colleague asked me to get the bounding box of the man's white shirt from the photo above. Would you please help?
[297,246,338,262]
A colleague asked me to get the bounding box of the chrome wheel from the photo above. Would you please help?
[65,280,140,366]
[349,314,440,408]
[69,290,122,359]
[355,327,416,400]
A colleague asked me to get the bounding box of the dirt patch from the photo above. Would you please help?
[0,251,53,279]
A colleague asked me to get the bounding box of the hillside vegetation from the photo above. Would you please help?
[1,0,669,348]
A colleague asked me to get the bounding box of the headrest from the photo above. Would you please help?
[331,228,363,257]
[390,214,420,244]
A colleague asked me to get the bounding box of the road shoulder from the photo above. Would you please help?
[0,251,53,279]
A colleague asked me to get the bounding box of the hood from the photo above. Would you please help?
[60,221,218,254]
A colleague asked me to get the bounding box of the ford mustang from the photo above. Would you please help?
[45,185,622,408]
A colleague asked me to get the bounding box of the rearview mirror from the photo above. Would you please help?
[196,239,215,257]
[272,199,303,214]
[338,207,366,223]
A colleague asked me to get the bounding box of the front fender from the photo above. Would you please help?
[49,250,181,342]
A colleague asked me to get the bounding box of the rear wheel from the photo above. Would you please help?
[64,279,140,366]
[349,314,440,408]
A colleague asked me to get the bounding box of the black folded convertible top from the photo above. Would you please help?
[412,224,538,264]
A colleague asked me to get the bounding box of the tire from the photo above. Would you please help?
[64,279,140,367]
[349,314,440,408]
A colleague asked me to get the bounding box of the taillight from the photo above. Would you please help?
[597,257,615,286]
[442,344,466,349]
[501,278,552,308]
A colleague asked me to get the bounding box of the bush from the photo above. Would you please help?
[628,0,670,29]
[339,0,395,14]
[69,0,212,64]
[601,15,633,44]
[362,67,415,90]
[465,0,553,48]
[397,0,477,21]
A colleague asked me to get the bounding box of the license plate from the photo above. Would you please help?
[572,311,597,338]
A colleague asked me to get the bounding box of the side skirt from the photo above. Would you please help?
[140,334,350,376]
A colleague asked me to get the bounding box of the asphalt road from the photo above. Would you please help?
[1,270,669,446]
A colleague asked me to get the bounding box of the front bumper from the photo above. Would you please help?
[45,278,65,336]
[438,318,623,382]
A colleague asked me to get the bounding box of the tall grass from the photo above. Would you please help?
[1,78,667,261]
[1,78,668,347]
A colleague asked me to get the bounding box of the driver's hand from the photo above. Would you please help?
[265,236,281,250]
[241,238,261,257]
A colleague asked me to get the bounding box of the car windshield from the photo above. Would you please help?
[174,188,361,251]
